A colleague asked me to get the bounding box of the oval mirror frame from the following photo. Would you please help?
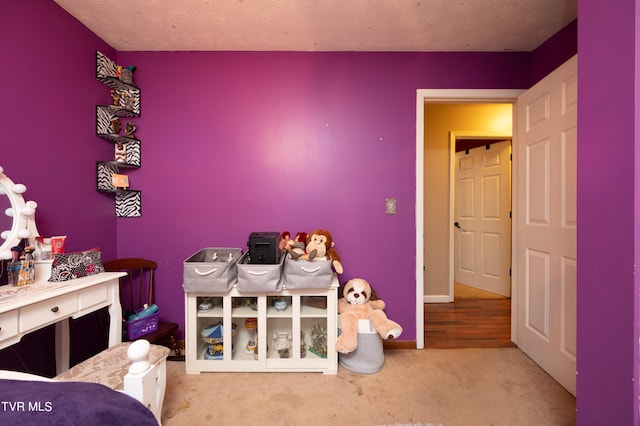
[0,166,39,260]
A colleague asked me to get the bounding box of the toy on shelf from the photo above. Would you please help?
[281,231,307,259]
[202,322,224,360]
[273,297,288,312]
[288,229,343,274]
[309,324,327,358]
[245,318,257,354]
[202,322,237,360]
[125,122,136,138]
[272,331,291,358]
[300,330,306,358]
[117,65,136,85]
[279,231,290,252]
[111,117,121,134]
[115,142,126,162]
[197,297,214,312]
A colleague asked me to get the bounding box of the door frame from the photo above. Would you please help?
[450,133,512,297]
[415,89,525,349]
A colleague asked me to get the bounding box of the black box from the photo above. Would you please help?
[247,232,281,264]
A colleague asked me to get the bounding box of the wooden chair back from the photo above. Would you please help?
[103,258,157,314]
[102,258,181,357]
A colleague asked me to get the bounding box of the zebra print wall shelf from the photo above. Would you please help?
[95,51,142,217]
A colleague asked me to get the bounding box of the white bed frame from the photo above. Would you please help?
[0,339,167,425]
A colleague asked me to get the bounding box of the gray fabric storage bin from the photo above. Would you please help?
[236,251,285,293]
[338,319,384,374]
[283,257,333,289]
[183,248,243,293]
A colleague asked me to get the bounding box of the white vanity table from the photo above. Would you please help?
[0,166,123,374]
[0,263,124,374]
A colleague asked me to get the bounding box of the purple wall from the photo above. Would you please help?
[13,2,638,422]
[577,1,639,424]
[531,19,578,85]
[0,0,118,258]
[113,50,530,343]
[0,0,118,374]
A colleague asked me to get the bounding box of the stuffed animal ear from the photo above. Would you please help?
[338,280,355,299]
[368,283,381,301]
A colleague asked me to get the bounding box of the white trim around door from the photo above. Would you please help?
[415,89,525,350]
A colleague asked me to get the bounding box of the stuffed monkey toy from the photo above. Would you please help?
[291,229,343,274]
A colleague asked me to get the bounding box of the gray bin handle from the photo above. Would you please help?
[300,266,321,273]
[195,267,218,276]
[248,270,268,276]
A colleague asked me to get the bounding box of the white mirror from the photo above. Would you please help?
[0,166,39,260]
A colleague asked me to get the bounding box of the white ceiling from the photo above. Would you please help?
[53,0,577,52]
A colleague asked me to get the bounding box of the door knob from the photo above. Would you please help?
[454,222,461,229]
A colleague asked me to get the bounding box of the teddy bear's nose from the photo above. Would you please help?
[354,294,360,298]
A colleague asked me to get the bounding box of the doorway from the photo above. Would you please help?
[417,57,577,394]
[414,89,524,349]
[453,137,512,298]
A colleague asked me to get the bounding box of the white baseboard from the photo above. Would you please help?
[424,294,453,304]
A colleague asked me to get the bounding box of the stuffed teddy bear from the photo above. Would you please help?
[289,229,343,274]
[336,278,402,354]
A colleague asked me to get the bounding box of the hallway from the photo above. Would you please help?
[425,284,513,349]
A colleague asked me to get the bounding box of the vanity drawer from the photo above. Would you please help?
[20,293,77,332]
[78,283,108,310]
[0,311,18,344]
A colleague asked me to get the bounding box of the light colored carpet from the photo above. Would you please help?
[161,348,575,426]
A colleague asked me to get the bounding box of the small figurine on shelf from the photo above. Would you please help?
[115,142,127,163]
[125,122,136,138]
[309,324,327,358]
[197,297,214,312]
[202,322,225,360]
[111,117,122,134]
[273,297,288,312]
[119,65,135,85]
[300,330,306,358]
[244,318,257,355]
[272,331,291,358]
[247,298,258,311]
[110,89,120,107]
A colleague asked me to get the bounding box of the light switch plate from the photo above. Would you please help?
[385,198,397,215]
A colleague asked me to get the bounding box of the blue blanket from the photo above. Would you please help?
[0,379,158,425]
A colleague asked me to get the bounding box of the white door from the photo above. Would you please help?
[515,55,577,395]
[454,140,512,297]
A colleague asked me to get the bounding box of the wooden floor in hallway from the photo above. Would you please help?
[424,298,515,349]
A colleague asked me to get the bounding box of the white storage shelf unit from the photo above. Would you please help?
[185,275,338,374]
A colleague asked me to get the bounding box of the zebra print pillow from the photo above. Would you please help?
[48,248,105,282]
